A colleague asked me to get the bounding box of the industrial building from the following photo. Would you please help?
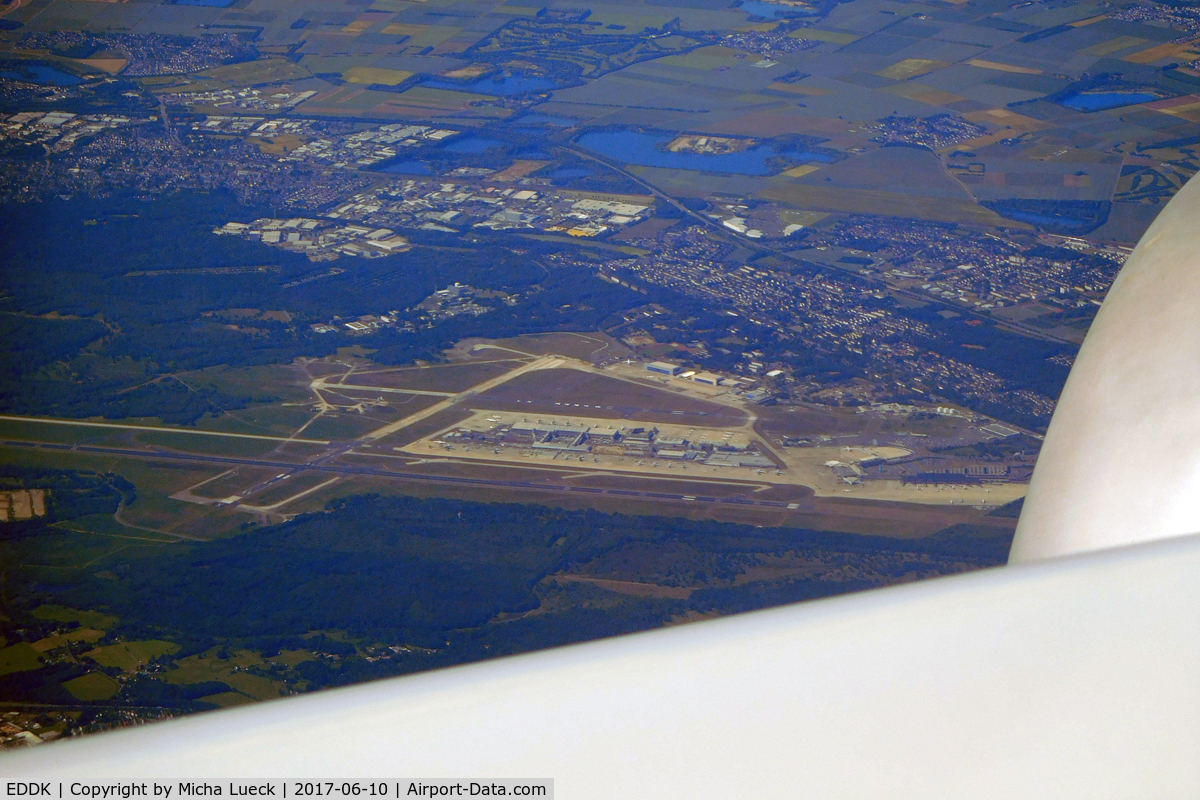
[646,361,682,376]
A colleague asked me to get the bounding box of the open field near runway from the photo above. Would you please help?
[339,360,522,393]
[473,368,748,426]
[458,332,634,364]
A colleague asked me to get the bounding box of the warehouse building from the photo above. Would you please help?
[646,361,682,376]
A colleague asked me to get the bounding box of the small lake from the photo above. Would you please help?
[1061,91,1161,111]
[738,0,818,18]
[443,137,503,154]
[577,129,828,175]
[0,64,86,86]
[423,75,559,96]
[381,160,432,175]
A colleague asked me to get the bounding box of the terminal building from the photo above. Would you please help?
[444,419,778,471]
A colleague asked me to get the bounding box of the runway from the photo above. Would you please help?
[1,439,798,510]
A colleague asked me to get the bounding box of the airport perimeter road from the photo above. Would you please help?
[1,440,801,512]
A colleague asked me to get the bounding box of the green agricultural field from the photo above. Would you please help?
[198,58,312,86]
[0,643,42,676]
[379,23,462,49]
[399,86,498,106]
[63,672,121,701]
[267,649,317,668]
[163,648,267,685]
[789,28,860,45]
[224,672,287,701]
[31,628,106,652]
[299,55,384,74]
[345,67,414,86]
[84,640,180,673]
[32,605,118,631]
[583,10,677,31]
[196,691,255,708]
[657,46,746,71]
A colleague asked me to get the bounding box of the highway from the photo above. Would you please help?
[1,439,799,511]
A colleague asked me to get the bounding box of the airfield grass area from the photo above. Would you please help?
[242,471,337,508]
[0,418,135,446]
[322,392,445,420]
[118,491,230,538]
[130,430,284,458]
[344,360,520,392]
[189,467,281,500]
[298,413,387,442]
[372,406,479,448]
[184,363,311,404]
